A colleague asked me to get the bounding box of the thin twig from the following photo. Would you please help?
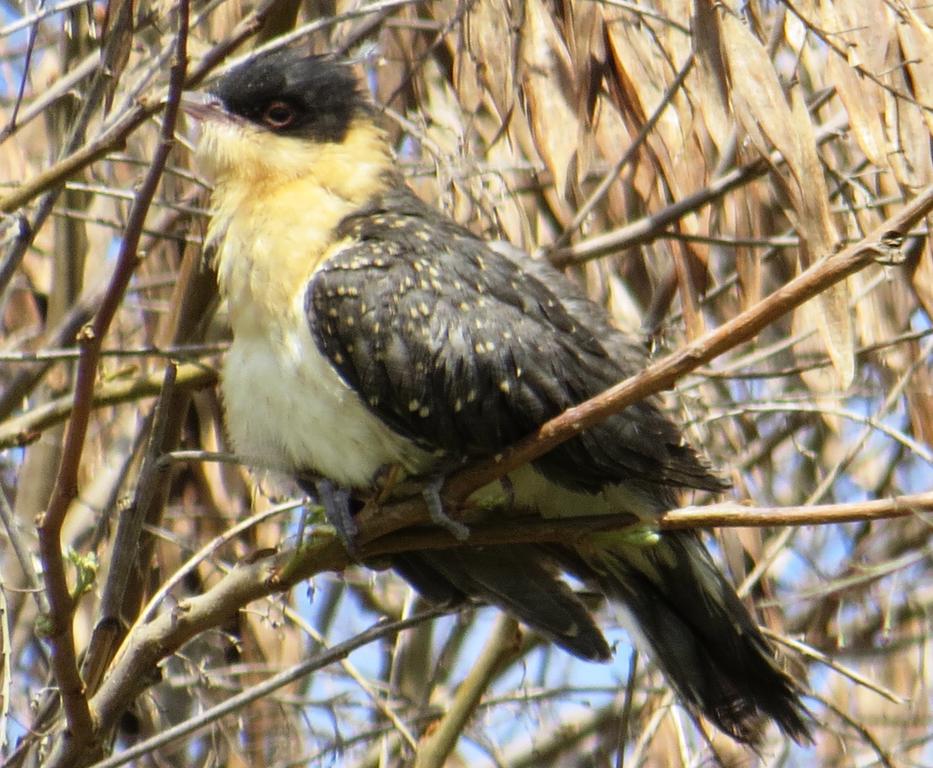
[86,608,449,768]
[549,51,696,252]
[284,605,420,751]
[550,111,850,266]
[80,366,178,695]
[359,493,933,555]
[0,362,217,450]
[762,630,906,705]
[0,585,10,754]
[0,486,46,613]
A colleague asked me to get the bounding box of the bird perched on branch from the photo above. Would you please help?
[189,48,810,745]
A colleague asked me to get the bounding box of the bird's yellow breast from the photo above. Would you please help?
[210,180,352,336]
[199,118,434,484]
[200,118,393,336]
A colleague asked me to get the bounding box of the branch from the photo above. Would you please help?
[550,111,850,266]
[659,494,932,529]
[0,362,217,450]
[358,491,933,555]
[0,286,100,422]
[413,615,521,768]
[0,105,151,215]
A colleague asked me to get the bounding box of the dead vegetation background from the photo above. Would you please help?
[1,0,932,766]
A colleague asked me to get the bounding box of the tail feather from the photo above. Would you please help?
[567,531,811,744]
[392,547,612,662]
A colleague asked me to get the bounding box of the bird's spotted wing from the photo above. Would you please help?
[306,188,723,494]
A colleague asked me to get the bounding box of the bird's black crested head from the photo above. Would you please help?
[212,50,367,143]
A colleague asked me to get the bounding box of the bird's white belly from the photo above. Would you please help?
[221,300,433,488]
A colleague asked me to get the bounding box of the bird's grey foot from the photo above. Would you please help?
[315,478,359,555]
[422,476,469,541]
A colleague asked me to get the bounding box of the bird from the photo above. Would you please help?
[188,47,811,746]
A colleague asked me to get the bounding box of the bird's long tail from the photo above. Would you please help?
[564,529,811,745]
[391,547,612,662]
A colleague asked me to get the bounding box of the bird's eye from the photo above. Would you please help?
[262,101,295,129]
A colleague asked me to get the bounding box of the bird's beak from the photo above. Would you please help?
[180,91,227,123]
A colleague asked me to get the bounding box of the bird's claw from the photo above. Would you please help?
[315,478,360,557]
[422,476,469,541]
